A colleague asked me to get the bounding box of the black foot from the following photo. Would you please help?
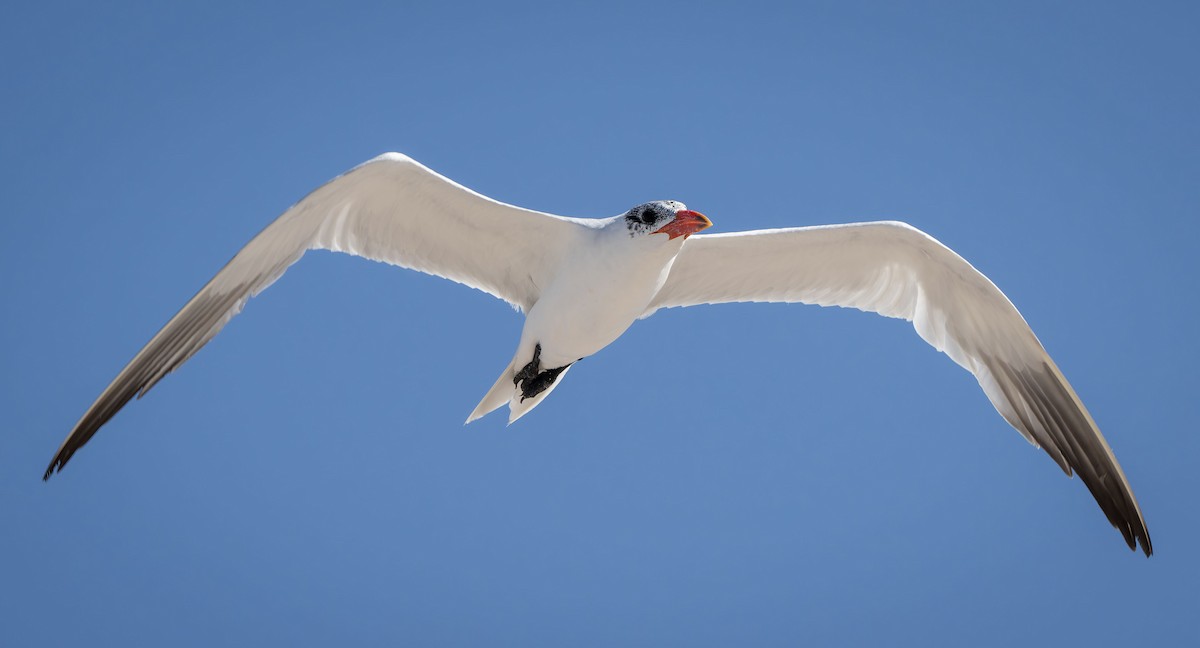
[513,343,543,388]
[513,343,572,402]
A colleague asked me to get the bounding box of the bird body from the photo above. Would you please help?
[43,153,1152,556]
[520,214,683,369]
[484,209,694,422]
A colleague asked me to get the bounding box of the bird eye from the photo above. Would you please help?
[640,208,656,223]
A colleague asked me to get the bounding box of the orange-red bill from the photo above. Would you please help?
[653,210,713,240]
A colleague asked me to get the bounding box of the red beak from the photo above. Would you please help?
[653,210,713,240]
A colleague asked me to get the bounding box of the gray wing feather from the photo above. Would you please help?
[647,221,1151,555]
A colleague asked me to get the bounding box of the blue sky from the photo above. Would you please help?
[2,1,1197,646]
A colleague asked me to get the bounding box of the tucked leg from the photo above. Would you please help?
[513,343,543,388]
[513,343,573,402]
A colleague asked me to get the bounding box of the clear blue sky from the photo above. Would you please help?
[3,1,1197,646]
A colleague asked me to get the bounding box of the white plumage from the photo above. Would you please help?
[44,153,1151,556]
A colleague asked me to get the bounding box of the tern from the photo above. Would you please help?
[44,153,1151,555]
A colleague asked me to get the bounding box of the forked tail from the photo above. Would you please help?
[465,349,574,425]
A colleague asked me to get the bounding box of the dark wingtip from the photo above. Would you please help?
[1110,505,1152,557]
[1117,517,1152,557]
[42,449,72,482]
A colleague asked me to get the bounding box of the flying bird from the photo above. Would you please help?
[44,153,1151,555]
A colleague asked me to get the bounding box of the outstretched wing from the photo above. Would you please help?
[646,221,1151,555]
[45,153,585,478]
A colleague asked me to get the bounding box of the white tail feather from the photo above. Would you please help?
[466,359,515,423]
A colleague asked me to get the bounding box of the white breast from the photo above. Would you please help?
[519,226,682,368]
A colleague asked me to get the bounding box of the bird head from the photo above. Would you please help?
[623,201,712,240]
